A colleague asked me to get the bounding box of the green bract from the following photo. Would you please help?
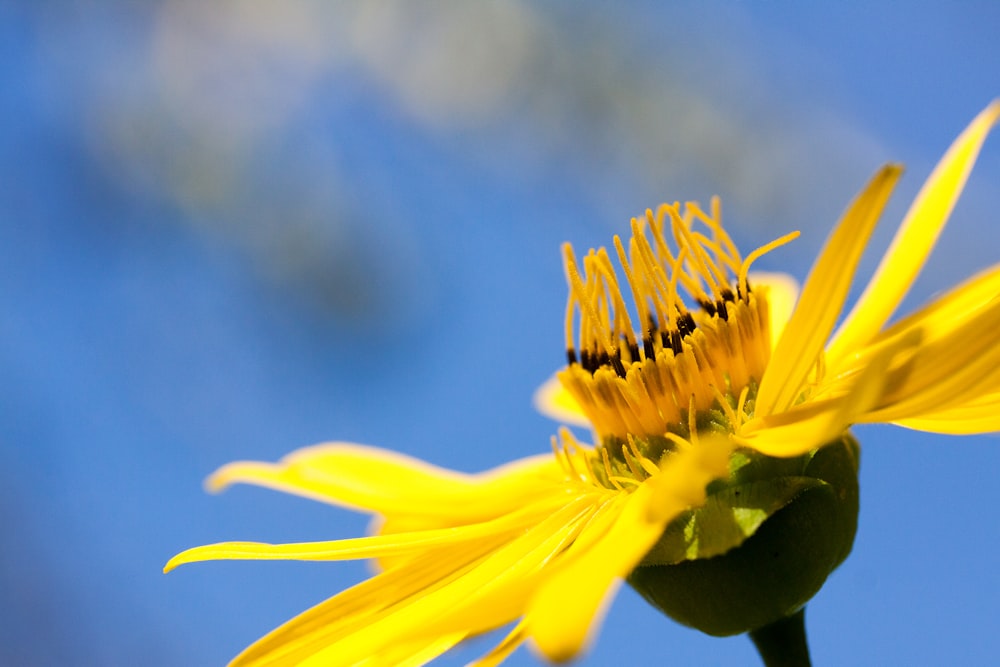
[628,433,859,636]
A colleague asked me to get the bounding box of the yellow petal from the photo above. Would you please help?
[858,295,1000,422]
[533,374,590,427]
[353,632,467,667]
[870,261,1000,341]
[826,100,1000,368]
[740,329,914,457]
[892,392,1000,434]
[163,492,577,573]
[525,490,650,662]
[749,271,799,349]
[466,620,527,667]
[469,621,528,667]
[293,495,603,667]
[526,437,732,661]
[812,264,1000,405]
[229,535,505,666]
[755,165,903,417]
[208,443,564,523]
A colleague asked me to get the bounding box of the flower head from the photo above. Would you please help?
[167,101,999,666]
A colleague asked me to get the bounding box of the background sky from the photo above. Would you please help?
[2,2,999,665]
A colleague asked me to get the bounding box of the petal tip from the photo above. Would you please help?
[163,554,184,574]
[533,374,590,427]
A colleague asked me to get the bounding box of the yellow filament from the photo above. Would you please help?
[599,447,622,490]
[710,384,739,427]
[691,197,742,269]
[737,230,801,297]
[629,228,673,330]
[563,291,577,355]
[558,200,797,474]
[736,385,751,427]
[563,244,616,357]
[613,235,650,359]
[667,206,723,300]
[627,438,661,477]
[595,249,636,348]
[693,230,741,279]
[620,442,646,481]
[647,206,679,268]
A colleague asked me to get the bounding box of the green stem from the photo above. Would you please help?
[748,608,811,667]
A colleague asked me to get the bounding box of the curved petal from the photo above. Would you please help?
[469,621,528,667]
[740,329,914,457]
[164,493,579,572]
[533,374,590,427]
[223,493,603,667]
[525,437,732,661]
[749,271,799,350]
[755,165,903,417]
[869,262,1000,348]
[826,100,1000,368]
[858,295,1000,422]
[817,265,1000,410]
[208,443,566,523]
[354,632,467,667]
[524,495,634,661]
[892,392,1000,434]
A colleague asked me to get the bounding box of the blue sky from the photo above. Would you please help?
[1,2,999,665]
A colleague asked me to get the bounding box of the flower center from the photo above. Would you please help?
[554,199,798,490]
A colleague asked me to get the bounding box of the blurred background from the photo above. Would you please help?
[2,1,999,665]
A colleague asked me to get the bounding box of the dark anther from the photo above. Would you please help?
[566,348,578,366]
[580,349,595,373]
[677,312,697,337]
[716,300,729,321]
[720,288,735,302]
[628,341,640,363]
[669,330,684,354]
[611,354,627,378]
[671,330,683,354]
[643,336,656,360]
[597,350,611,370]
[697,299,717,316]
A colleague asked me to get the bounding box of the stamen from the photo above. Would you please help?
[711,384,739,427]
[607,475,643,489]
[613,235,650,360]
[599,446,623,490]
[736,385,751,428]
[662,431,695,451]
[557,200,794,491]
[621,440,647,481]
[553,433,574,478]
[627,437,661,477]
[694,198,743,270]
[564,290,577,359]
[693,230,741,280]
[687,395,699,446]
[737,230,801,299]
[667,245,694,321]
[668,206,724,301]
[647,206,679,268]
[630,223,674,329]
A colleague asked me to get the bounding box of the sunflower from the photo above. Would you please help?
[167,101,999,666]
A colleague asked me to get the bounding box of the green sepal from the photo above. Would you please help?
[628,433,860,637]
[640,476,825,565]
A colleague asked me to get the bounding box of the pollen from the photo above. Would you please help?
[558,199,798,486]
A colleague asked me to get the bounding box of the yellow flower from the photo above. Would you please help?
[167,101,999,666]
